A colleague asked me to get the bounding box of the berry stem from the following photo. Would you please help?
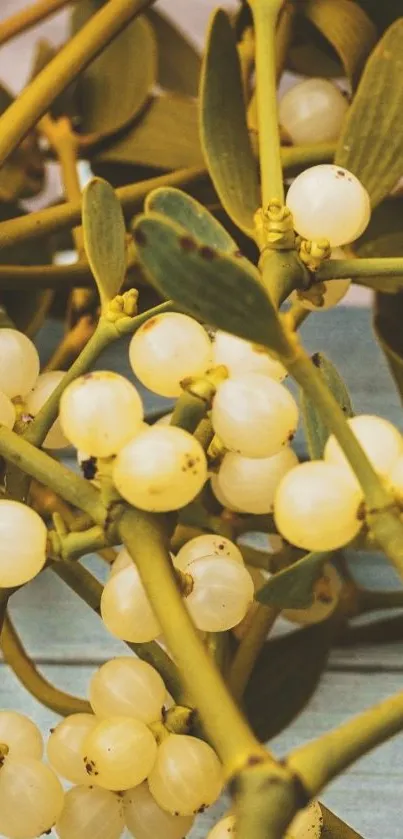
[52,560,182,699]
[1,612,91,715]
[119,508,268,773]
[317,256,403,291]
[249,0,285,206]
[0,0,77,48]
[0,0,156,168]
[228,604,279,700]
[50,524,109,561]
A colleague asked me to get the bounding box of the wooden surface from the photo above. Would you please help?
[0,308,402,838]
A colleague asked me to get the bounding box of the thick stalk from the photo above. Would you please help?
[40,115,84,253]
[52,524,108,561]
[281,142,335,173]
[0,0,156,167]
[1,613,90,715]
[52,560,182,700]
[228,605,278,700]
[0,263,95,289]
[119,508,267,773]
[317,257,403,284]
[250,0,285,205]
[0,0,77,47]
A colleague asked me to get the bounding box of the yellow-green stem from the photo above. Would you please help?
[250,0,285,205]
[0,0,77,47]
[275,0,295,79]
[228,605,278,700]
[1,613,90,715]
[41,115,84,253]
[119,508,267,774]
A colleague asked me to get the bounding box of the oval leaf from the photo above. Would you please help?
[374,292,403,405]
[133,213,288,353]
[145,187,239,253]
[92,94,204,172]
[304,0,376,87]
[72,2,157,141]
[146,9,201,97]
[200,9,260,236]
[257,552,331,609]
[244,620,336,740]
[82,178,127,306]
[301,353,354,459]
[336,19,403,208]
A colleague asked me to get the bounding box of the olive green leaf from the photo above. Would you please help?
[374,292,403,406]
[355,199,403,259]
[304,0,376,87]
[257,552,331,609]
[0,203,53,336]
[336,19,403,208]
[146,9,201,97]
[287,14,345,78]
[200,9,260,237]
[133,213,289,354]
[354,1,403,34]
[301,353,354,459]
[92,94,204,172]
[244,619,336,740]
[72,1,157,142]
[82,178,127,307]
[145,188,239,253]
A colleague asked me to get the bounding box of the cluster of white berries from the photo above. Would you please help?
[102,534,255,641]
[0,657,223,839]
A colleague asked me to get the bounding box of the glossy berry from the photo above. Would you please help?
[113,425,207,511]
[47,714,98,786]
[0,501,47,588]
[59,371,144,458]
[129,313,211,397]
[89,657,166,725]
[274,461,363,551]
[174,533,243,572]
[212,330,286,381]
[26,371,69,449]
[324,415,403,488]
[185,556,255,632]
[101,564,161,643]
[286,164,371,247]
[0,329,40,398]
[81,716,157,791]
[123,782,194,839]
[215,447,299,514]
[0,712,43,760]
[148,734,223,816]
[109,547,131,578]
[212,373,298,458]
[0,757,64,839]
[56,785,124,839]
[279,78,349,145]
[0,390,16,430]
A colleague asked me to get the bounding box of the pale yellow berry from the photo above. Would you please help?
[47,714,98,786]
[0,390,16,430]
[216,447,299,514]
[123,782,194,839]
[174,534,243,571]
[148,734,223,815]
[279,78,349,145]
[212,330,286,380]
[56,785,124,839]
[26,371,69,449]
[0,758,64,839]
[0,501,47,588]
[101,565,161,643]
[0,712,43,760]
[0,329,40,398]
[324,415,403,488]
[89,657,166,724]
[82,716,157,791]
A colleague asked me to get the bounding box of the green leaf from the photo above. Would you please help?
[304,0,376,87]
[374,292,403,405]
[200,10,260,236]
[82,178,126,306]
[257,552,330,609]
[145,188,239,253]
[133,213,288,353]
[288,14,344,77]
[92,94,204,172]
[301,353,354,459]
[355,199,403,258]
[244,620,336,740]
[72,2,157,141]
[146,9,201,97]
[336,19,403,208]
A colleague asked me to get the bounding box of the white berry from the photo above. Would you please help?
[175,534,243,571]
[286,164,371,247]
[0,757,64,839]
[89,657,166,724]
[59,371,144,458]
[212,330,286,381]
[129,313,211,397]
[216,447,299,514]
[279,78,349,145]
[82,716,157,791]
[274,461,363,551]
[26,371,69,449]
[324,415,403,489]
[282,563,342,625]
[0,329,40,398]
[113,425,207,511]
[0,501,47,587]
[56,785,124,839]
[148,734,223,815]
[0,712,43,760]
[47,714,98,786]
[210,473,243,512]
[101,564,161,643]
[0,390,16,430]
[185,556,254,631]
[123,782,194,839]
[212,373,298,458]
